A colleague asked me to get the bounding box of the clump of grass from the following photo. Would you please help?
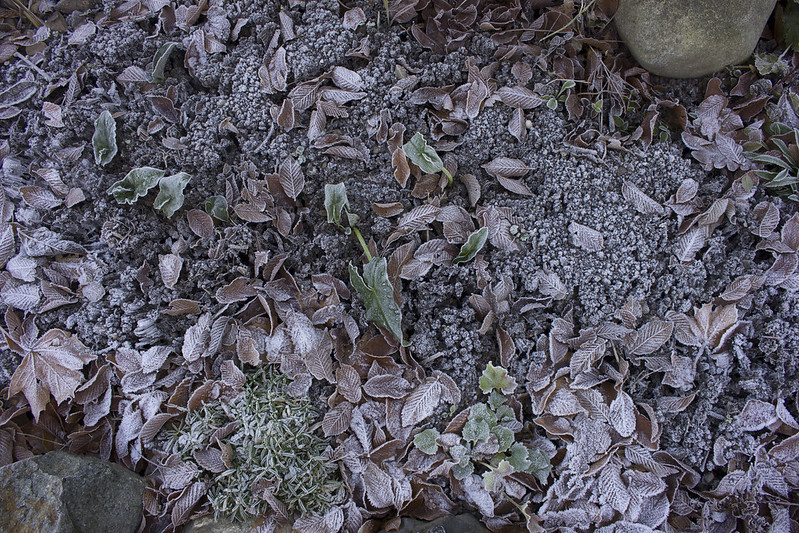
[162,366,345,522]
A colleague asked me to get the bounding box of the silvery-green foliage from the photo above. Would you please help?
[154,172,191,218]
[160,366,345,522]
[108,167,165,204]
[92,110,118,166]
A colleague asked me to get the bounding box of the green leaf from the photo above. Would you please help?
[92,110,118,166]
[349,257,406,345]
[525,447,551,484]
[463,417,491,443]
[402,132,443,174]
[492,426,515,453]
[482,459,513,492]
[107,167,165,204]
[204,196,229,221]
[744,152,793,170]
[764,168,799,188]
[546,97,558,110]
[451,459,474,480]
[508,442,532,472]
[413,428,440,455]
[452,227,488,265]
[754,52,791,76]
[152,42,178,84]
[487,390,506,411]
[153,172,191,218]
[479,362,517,395]
[324,183,350,233]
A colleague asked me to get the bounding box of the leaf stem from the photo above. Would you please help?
[352,226,372,262]
[441,167,453,186]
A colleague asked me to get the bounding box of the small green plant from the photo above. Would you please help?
[92,110,118,166]
[544,80,576,111]
[204,195,229,221]
[152,42,178,84]
[414,363,551,492]
[108,168,192,217]
[453,227,488,265]
[744,128,799,201]
[160,366,345,522]
[325,183,407,345]
[402,132,453,186]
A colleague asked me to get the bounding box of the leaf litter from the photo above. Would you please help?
[0,0,798,531]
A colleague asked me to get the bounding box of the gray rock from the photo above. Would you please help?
[379,514,491,533]
[0,451,145,533]
[615,0,777,78]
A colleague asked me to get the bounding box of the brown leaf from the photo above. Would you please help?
[659,393,696,413]
[215,277,259,304]
[496,326,516,367]
[171,481,207,528]
[674,227,706,263]
[8,329,95,421]
[609,391,636,438]
[398,205,441,232]
[322,401,353,437]
[162,299,201,316]
[268,47,288,92]
[568,221,604,252]
[508,107,526,143]
[401,380,442,427]
[332,66,363,91]
[187,209,214,239]
[622,181,663,215]
[496,86,543,109]
[343,7,366,29]
[496,175,533,196]
[626,320,673,356]
[751,201,780,238]
[459,173,481,206]
[20,186,62,210]
[304,329,335,383]
[482,157,530,178]
[158,253,183,289]
[336,364,362,404]
[363,374,412,399]
[279,156,304,201]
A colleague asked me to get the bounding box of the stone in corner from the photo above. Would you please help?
[615,0,778,78]
[0,451,145,533]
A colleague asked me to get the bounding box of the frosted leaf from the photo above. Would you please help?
[537,270,567,300]
[413,428,440,455]
[569,221,604,252]
[107,167,164,205]
[736,399,777,431]
[342,7,366,29]
[401,380,442,427]
[158,253,183,289]
[20,186,62,209]
[332,66,363,91]
[496,176,534,196]
[599,461,630,514]
[770,433,799,464]
[92,110,117,166]
[1,281,40,311]
[215,276,258,304]
[626,320,673,356]
[187,209,214,239]
[482,157,530,178]
[171,481,206,528]
[153,172,191,218]
[182,313,211,362]
[363,374,412,399]
[675,226,707,262]
[459,173,481,206]
[363,462,394,509]
[570,338,606,378]
[336,364,362,403]
[398,204,441,231]
[622,181,663,215]
[496,86,542,109]
[609,391,637,437]
[304,329,335,383]
[322,401,352,437]
[279,155,304,201]
[658,393,696,413]
[508,107,525,142]
[6,254,37,282]
[752,201,780,238]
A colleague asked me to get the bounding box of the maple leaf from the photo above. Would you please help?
[7,328,96,421]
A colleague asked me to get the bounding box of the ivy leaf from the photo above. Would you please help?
[107,167,165,204]
[508,442,532,471]
[204,196,229,221]
[92,110,118,166]
[349,257,406,345]
[154,172,191,218]
[402,132,443,174]
[325,183,350,233]
[152,42,178,84]
[453,227,488,265]
[478,362,517,395]
[413,428,440,455]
